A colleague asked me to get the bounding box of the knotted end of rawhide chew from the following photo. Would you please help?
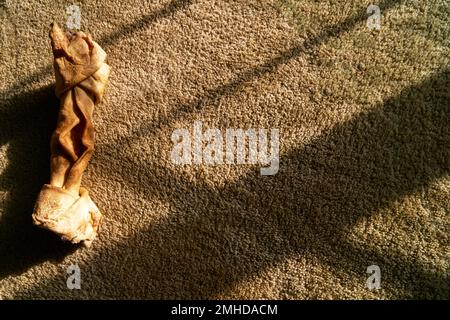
[32,23,110,247]
[33,185,102,247]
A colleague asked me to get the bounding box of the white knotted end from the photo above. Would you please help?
[32,184,102,247]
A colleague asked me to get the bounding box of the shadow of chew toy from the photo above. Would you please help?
[32,23,110,247]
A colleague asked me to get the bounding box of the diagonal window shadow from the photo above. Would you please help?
[107,0,408,142]
[12,67,450,299]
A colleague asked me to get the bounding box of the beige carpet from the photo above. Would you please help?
[0,0,449,299]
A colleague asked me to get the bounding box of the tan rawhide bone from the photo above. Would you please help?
[32,23,110,247]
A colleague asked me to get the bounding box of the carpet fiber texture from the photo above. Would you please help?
[0,0,449,299]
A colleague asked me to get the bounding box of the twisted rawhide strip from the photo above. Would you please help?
[32,23,110,247]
